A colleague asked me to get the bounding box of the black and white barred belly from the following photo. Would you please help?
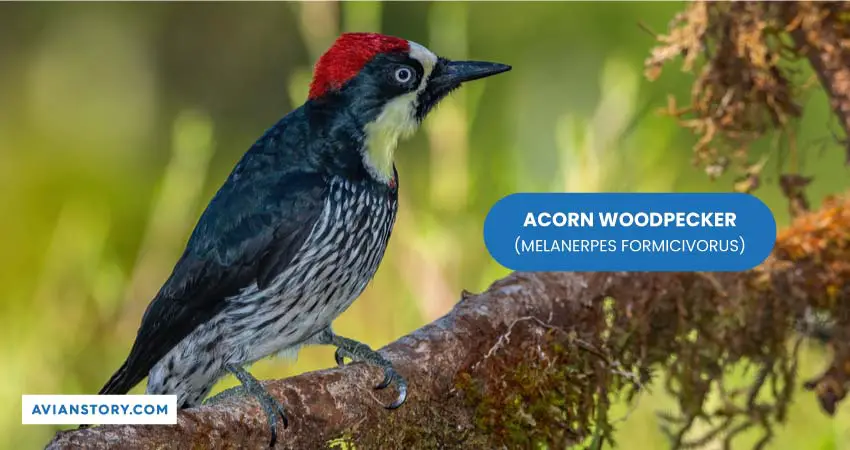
[146,175,398,407]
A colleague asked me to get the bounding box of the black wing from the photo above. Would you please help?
[99,170,327,396]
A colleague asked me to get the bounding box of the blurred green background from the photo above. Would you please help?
[3,2,850,449]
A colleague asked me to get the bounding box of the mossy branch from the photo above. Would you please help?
[47,196,850,449]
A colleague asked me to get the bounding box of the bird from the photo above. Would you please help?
[96,32,511,446]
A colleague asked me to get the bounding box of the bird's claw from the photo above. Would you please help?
[377,366,408,409]
[251,383,288,448]
[222,365,288,448]
[331,339,408,409]
[334,347,346,367]
[375,366,394,389]
[270,396,289,429]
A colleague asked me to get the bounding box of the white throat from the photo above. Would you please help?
[362,41,438,184]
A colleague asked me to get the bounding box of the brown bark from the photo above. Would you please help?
[46,195,850,450]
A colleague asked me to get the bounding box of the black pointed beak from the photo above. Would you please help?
[430,60,512,88]
[416,59,511,120]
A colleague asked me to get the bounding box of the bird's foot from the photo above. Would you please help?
[206,365,287,448]
[203,385,246,405]
[329,334,408,409]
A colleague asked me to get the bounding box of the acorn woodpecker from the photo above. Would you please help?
[96,32,510,445]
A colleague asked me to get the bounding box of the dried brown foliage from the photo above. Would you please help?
[774,195,850,417]
[463,197,850,450]
[640,4,850,444]
[646,1,850,213]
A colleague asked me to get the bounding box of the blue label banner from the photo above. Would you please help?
[483,193,776,272]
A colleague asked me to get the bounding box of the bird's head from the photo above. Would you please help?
[308,32,511,185]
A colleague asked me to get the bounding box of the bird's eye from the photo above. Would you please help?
[394,67,413,84]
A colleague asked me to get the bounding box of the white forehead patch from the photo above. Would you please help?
[407,41,438,88]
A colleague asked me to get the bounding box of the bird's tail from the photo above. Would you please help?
[80,359,139,429]
[98,359,138,395]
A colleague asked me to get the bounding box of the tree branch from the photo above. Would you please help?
[46,196,850,449]
[787,2,850,163]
